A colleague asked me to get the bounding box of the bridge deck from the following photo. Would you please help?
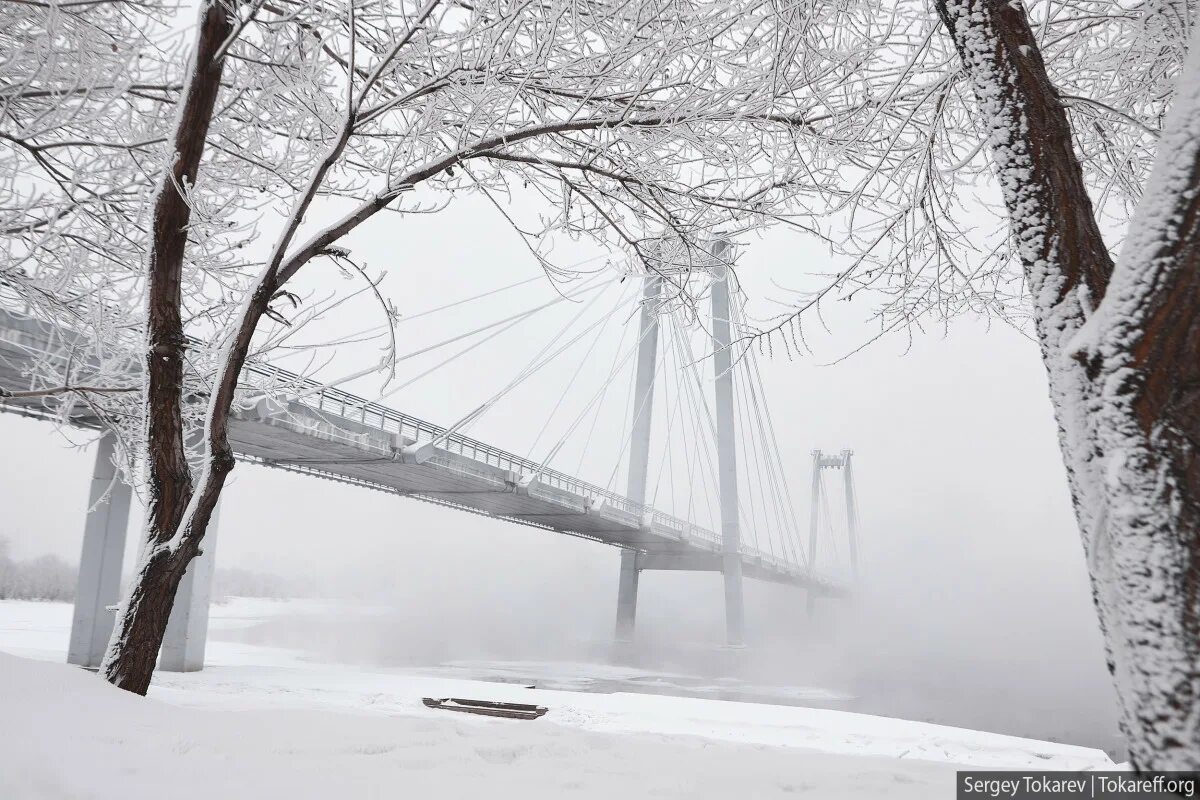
[0,309,842,595]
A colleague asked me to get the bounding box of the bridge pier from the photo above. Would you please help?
[614,549,640,646]
[67,435,132,669]
[721,551,745,647]
[66,434,221,673]
[159,501,221,672]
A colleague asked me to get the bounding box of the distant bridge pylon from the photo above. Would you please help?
[807,449,860,614]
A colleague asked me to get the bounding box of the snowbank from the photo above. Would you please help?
[0,599,1116,798]
[0,651,956,800]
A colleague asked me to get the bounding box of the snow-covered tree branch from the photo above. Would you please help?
[751,0,1199,768]
[97,0,865,694]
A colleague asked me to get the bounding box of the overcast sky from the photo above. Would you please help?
[0,190,1120,751]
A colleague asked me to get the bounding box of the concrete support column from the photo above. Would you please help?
[614,275,662,646]
[842,449,860,580]
[626,275,663,503]
[159,502,220,672]
[67,435,132,668]
[807,450,822,615]
[614,549,640,643]
[710,244,745,647]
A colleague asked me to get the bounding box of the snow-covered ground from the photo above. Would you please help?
[0,599,1115,798]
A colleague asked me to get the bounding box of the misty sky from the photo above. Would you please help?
[0,191,1120,751]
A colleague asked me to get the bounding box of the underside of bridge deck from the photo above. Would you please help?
[0,304,847,672]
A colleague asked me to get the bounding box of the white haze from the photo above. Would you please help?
[0,195,1120,755]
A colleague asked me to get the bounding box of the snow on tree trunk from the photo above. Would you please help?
[940,0,1200,768]
[932,0,1131,756]
[1077,23,1200,768]
[100,0,236,697]
[931,0,1114,517]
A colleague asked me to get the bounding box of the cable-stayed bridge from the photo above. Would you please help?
[0,244,857,673]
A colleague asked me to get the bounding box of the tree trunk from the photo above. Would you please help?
[100,0,354,694]
[930,0,1113,549]
[936,0,1200,768]
[100,0,235,696]
[934,0,1118,751]
[1083,33,1200,767]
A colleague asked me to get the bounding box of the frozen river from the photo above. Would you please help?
[0,597,1116,793]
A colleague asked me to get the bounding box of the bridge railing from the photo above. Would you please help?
[242,361,731,549]
[2,309,794,567]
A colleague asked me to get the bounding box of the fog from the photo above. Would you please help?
[0,195,1121,757]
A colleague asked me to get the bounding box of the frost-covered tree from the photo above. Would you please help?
[0,0,168,296]
[98,0,869,694]
[0,0,179,455]
[761,0,1198,768]
[912,0,1200,770]
[1080,37,1200,766]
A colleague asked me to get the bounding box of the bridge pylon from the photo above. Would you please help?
[710,242,745,647]
[613,238,745,651]
[806,449,860,614]
[614,274,662,649]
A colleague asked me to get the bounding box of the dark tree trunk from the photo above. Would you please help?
[935,0,1200,768]
[101,0,236,696]
[930,0,1113,552]
[931,0,1113,302]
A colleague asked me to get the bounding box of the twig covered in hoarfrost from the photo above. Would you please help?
[96,0,875,694]
[745,0,1186,355]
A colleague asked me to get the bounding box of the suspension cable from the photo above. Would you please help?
[572,297,637,478]
[668,320,723,537]
[525,290,658,482]
[738,303,809,569]
[376,272,612,401]
[527,280,630,457]
[395,252,619,325]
